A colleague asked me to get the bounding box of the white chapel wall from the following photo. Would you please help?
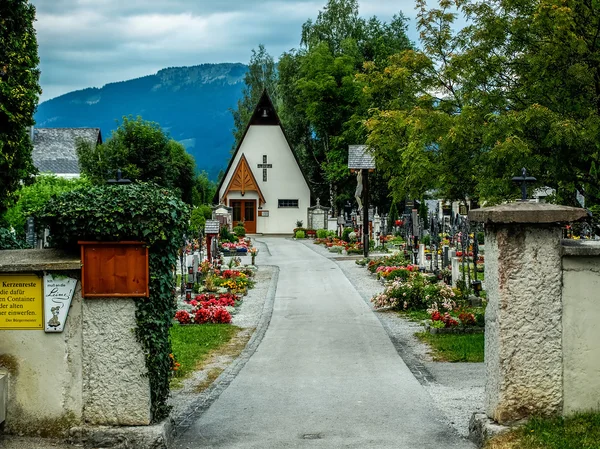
[220,125,310,234]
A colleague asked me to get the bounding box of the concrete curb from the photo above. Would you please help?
[468,413,511,447]
[67,265,279,449]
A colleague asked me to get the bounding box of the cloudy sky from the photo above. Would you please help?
[30,0,423,102]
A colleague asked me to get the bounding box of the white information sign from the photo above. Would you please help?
[44,274,77,333]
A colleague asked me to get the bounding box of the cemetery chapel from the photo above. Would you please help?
[215,90,311,234]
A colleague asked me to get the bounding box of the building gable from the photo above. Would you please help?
[222,154,266,205]
[214,90,310,203]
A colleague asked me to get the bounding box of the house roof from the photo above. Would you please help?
[348,145,375,170]
[214,90,311,203]
[32,128,102,174]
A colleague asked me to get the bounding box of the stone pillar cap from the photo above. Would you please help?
[469,202,588,224]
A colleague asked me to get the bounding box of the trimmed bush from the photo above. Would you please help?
[295,230,306,239]
[316,229,328,239]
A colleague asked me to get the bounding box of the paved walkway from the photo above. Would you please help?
[174,238,475,448]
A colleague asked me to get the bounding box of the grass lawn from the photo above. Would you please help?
[170,323,241,387]
[486,412,600,449]
[416,332,484,362]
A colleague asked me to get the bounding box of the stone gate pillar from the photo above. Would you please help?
[469,203,586,424]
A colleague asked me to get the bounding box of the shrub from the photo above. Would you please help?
[421,234,431,246]
[295,230,306,239]
[3,174,89,237]
[342,227,353,243]
[233,225,246,237]
[219,226,237,243]
[316,229,328,239]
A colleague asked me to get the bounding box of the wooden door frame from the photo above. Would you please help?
[230,199,257,234]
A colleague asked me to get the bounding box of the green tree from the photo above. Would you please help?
[3,174,89,236]
[279,0,413,213]
[456,0,600,205]
[231,45,278,147]
[0,0,41,213]
[77,116,198,203]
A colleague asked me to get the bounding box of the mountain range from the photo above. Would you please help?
[34,63,248,180]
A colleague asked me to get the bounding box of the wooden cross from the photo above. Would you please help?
[257,155,273,182]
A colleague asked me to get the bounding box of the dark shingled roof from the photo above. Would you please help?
[348,145,375,170]
[32,128,102,175]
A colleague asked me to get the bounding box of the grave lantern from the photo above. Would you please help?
[204,219,221,262]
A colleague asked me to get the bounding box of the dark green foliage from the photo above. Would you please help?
[233,224,246,237]
[76,116,198,204]
[220,226,236,243]
[476,232,485,245]
[388,202,398,226]
[35,182,190,421]
[35,63,247,181]
[0,0,42,213]
[189,205,213,235]
[342,227,353,242]
[0,227,29,250]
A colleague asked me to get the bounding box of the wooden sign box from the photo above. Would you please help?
[79,241,149,298]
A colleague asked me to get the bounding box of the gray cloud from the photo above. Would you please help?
[30,0,418,101]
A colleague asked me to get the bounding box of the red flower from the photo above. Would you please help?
[194,308,212,324]
[175,310,192,325]
[212,307,232,324]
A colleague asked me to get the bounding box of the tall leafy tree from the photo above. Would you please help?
[457,0,600,205]
[0,0,41,213]
[231,44,278,147]
[279,0,413,213]
[77,116,198,204]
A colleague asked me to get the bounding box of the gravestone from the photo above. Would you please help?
[419,244,426,269]
[307,198,330,231]
[451,256,460,287]
[443,245,450,268]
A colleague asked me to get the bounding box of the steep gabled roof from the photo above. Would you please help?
[222,154,266,204]
[32,128,102,174]
[214,90,310,203]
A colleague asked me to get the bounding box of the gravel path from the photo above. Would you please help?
[299,239,485,438]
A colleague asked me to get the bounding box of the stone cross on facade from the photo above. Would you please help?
[257,155,273,182]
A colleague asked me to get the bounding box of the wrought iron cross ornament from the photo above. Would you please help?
[257,155,272,182]
[511,167,537,201]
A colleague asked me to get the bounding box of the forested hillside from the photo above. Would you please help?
[34,63,247,179]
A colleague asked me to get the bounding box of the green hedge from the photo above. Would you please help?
[36,182,190,421]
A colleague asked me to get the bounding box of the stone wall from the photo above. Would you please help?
[469,203,589,426]
[0,249,151,436]
[484,226,563,423]
[83,298,151,425]
[561,245,600,415]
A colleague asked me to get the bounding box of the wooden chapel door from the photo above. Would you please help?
[231,200,257,234]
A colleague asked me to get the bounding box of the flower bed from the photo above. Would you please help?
[174,292,239,325]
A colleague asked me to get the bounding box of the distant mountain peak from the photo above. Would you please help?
[35,62,248,180]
